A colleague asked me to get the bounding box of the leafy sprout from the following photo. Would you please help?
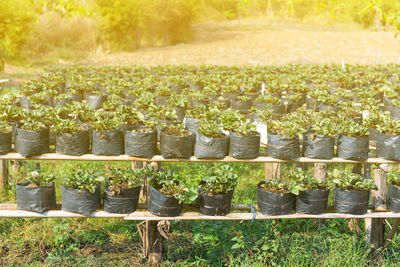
[144,165,188,204]
[234,121,258,136]
[260,179,300,195]
[163,123,190,137]
[387,169,400,186]
[332,173,377,190]
[199,165,238,195]
[104,166,143,195]
[62,167,104,193]
[198,120,224,138]
[26,170,55,187]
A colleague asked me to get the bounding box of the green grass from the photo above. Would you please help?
[1,161,400,266]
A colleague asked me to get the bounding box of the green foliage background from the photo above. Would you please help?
[1,0,400,63]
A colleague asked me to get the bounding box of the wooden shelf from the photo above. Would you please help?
[1,209,399,220]
[0,209,127,218]
[124,211,400,220]
[0,152,396,164]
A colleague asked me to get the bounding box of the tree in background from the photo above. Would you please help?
[0,0,36,61]
[95,0,198,50]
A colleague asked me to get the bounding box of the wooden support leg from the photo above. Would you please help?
[0,160,9,191]
[367,165,387,261]
[137,220,170,264]
[264,163,282,179]
[369,219,385,261]
[372,168,387,211]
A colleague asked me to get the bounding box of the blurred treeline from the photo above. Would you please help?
[1,0,400,63]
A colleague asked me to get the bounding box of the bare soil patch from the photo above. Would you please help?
[82,21,400,66]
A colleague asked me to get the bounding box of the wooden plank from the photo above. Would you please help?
[124,211,400,221]
[0,203,260,211]
[1,209,400,219]
[0,152,398,164]
[0,210,127,218]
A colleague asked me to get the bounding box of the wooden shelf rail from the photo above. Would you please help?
[0,152,397,164]
[1,209,400,220]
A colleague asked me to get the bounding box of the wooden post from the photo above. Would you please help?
[367,165,387,260]
[137,221,165,264]
[314,163,327,180]
[372,168,387,211]
[264,163,282,179]
[0,160,9,191]
[135,161,166,264]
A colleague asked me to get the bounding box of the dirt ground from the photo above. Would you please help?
[81,21,400,66]
[3,20,400,80]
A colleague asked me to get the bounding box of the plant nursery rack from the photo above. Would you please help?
[0,152,398,263]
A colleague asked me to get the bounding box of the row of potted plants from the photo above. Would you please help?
[0,106,399,161]
[16,165,400,216]
[2,64,400,161]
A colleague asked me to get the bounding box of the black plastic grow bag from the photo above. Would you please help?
[125,129,157,158]
[84,94,106,110]
[229,131,260,159]
[92,129,124,156]
[160,129,194,159]
[296,189,330,214]
[267,133,300,160]
[15,127,49,157]
[388,104,400,120]
[303,133,334,159]
[61,185,101,216]
[337,135,369,161]
[174,107,185,122]
[257,181,295,215]
[56,130,90,156]
[387,184,400,213]
[148,185,182,217]
[103,186,141,214]
[184,117,201,134]
[16,182,56,213]
[0,131,12,155]
[376,133,400,160]
[156,95,169,106]
[194,133,229,159]
[232,99,252,113]
[199,190,233,216]
[17,96,32,109]
[334,188,370,215]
